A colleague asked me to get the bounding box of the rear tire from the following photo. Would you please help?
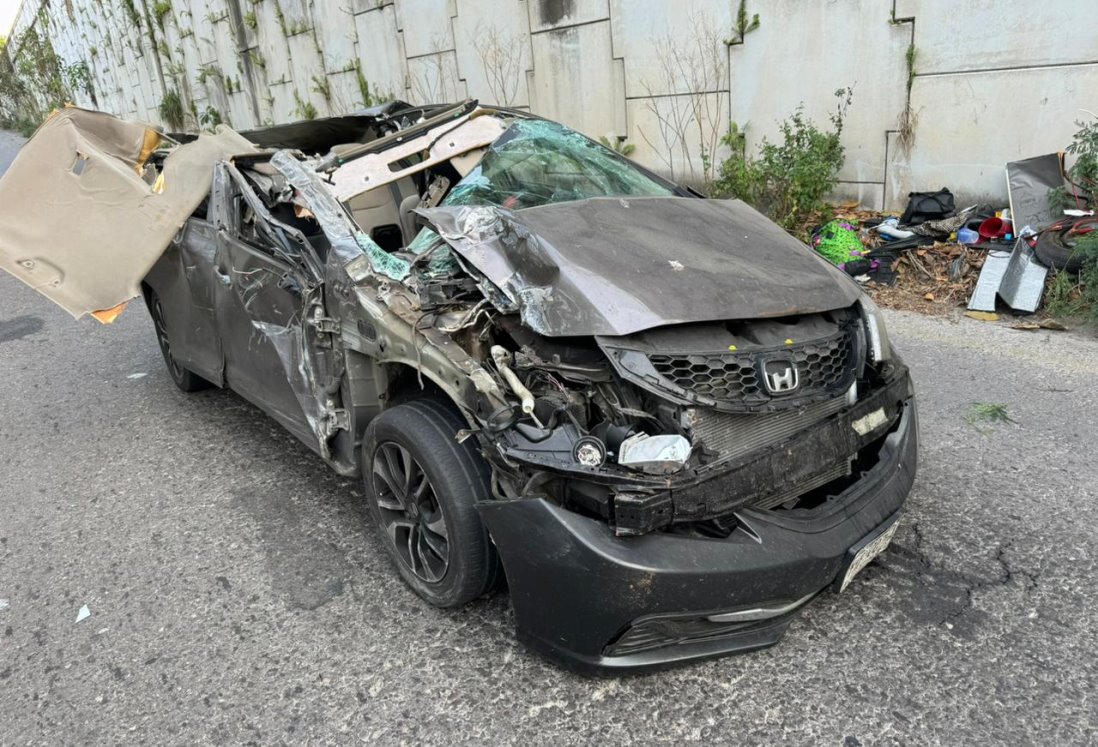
[146,290,210,393]
[362,399,501,607]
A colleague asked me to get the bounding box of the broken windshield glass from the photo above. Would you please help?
[443,119,675,210]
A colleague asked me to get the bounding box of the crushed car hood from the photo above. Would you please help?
[423,196,862,337]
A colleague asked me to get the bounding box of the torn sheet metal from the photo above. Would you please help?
[968,250,1013,312]
[422,197,861,337]
[1007,153,1065,231]
[0,107,256,320]
[968,240,1048,313]
[998,240,1048,312]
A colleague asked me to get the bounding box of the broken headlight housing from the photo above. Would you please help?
[858,296,892,364]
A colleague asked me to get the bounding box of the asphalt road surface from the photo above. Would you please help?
[1,131,1096,746]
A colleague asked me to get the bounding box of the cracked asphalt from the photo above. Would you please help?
[1,131,1097,745]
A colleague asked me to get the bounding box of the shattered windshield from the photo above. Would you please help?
[443,119,675,210]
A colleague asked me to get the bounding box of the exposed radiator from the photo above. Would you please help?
[690,388,850,464]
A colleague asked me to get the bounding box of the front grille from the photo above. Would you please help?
[648,329,855,408]
[650,351,761,400]
[690,392,849,463]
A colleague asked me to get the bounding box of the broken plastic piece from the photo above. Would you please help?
[75,604,91,623]
[90,300,129,324]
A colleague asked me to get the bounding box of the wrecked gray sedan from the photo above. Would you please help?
[0,102,916,672]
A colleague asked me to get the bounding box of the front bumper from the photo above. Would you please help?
[478,390,918,674]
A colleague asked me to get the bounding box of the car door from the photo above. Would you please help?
[210,164,323,448]
[144,201,225,384]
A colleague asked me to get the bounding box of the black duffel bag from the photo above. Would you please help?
[900,188,955,225]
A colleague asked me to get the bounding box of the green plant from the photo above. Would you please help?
[711,87,853,229]
[198,105,222,129]
[1,25,68,131]
[599,135,636,157]
[354,60,392,107]
[1044,231,1098,320]
[158,89,186,129]
[244,10,257,29]
[64,61,94,97]
[725,0,760,46]
[1050,115,1098,209]
[966,402,1014,429]
[152,1,171,29]
[896,43,918,151]
[197,63,223,87]
[121,0,142,26]
[311,74,331,104]
[294,91,316,120]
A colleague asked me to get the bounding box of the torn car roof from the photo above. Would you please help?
[0,107,256,320]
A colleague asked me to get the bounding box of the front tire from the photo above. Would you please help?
[362,399,501,607]
[146,290,210,393]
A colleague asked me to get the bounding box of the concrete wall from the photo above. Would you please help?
[3,0,1097,209]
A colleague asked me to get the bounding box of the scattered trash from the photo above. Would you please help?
[964,310,999,322]
[96,627,110,635]
[875,217,914,240]
[0,598,9,612]
[1012,318,1068,331]
[812,220,865,266]
[958,227,979,245]
[127,372,147,379]
[667,260,684,271]
[75,604,91,623]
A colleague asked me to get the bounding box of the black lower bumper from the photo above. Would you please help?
[479,392,918,674]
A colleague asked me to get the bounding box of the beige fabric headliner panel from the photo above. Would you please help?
[330,114,505,203]
[0,107,257,320]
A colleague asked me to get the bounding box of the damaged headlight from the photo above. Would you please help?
[858,296,892,364]
[618,433,692,474]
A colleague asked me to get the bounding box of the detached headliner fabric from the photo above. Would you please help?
[0,107,255,319]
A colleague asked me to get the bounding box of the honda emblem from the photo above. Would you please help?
[763,359,799,394]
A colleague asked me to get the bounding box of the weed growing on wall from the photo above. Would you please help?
[354,60,392,108]
[158,89,185,130]
[711,87,853,230]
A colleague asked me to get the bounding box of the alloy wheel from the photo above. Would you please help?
[371,441,450,583]
[151,298,186,380]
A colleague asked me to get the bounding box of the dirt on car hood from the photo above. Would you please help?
[422,196,862,337]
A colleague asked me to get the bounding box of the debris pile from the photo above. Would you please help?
[809,139,1097,321]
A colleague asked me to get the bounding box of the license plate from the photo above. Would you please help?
[835,515,901,593]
